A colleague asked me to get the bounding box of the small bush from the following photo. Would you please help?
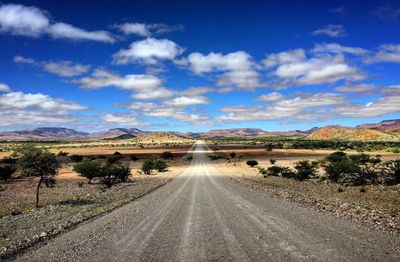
[246,160,258,167]
[57,151,69,157]
[107,155,124,165]
[113,151,122,155]
[383,159,400,185]
[360,187,367,193]
[130,155,139,161]
[150,155,167,172]
[337,187,344,193]
[269,159,276,165]
[162,151,174,160]
[141,160,153,175]
[262,166,294,178]
[230,152,236,159]
[0,164,16,181]
[73,160,103,184]
[70,155,83,163]
[293,160,318,181]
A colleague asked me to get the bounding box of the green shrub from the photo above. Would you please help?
[269,159,276,165]
[293,160,317,181]
[130,155,139,161]
[230,152,236,159]
[383,159,400,185]
[0,164,16,181]
[262,165,294,178]
[162,151,174,160]
[246,160,258,167]
[150,155,167,172]
[141,160,153,175]
[73,160,103,184]
[70,155,83,162]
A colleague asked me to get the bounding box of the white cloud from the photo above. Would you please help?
[0,91,87,127]
[14,56,90,77]
[255,92,283,102]
[312,24,346,38]
[264,50,365,87]
[116,23,151,37]
[165,96,209,106]
[263,49,306,68]
[131,87,174,100]
[335,84,377,93]
[113,38,184,65]
[103,113,149,126]
[46,22,115,43]
[0,83,11,92]
[365,44,400,63]
[127,102,210,125]
[312,43,368,55]
[115,23,182,37]
[43,61,90,77]
[217,93,345,122]
[76,69,162,91]
[75,69,175,101]
[181,51,260,90]
[181,86,214,96]
[0,3,115,43]
[0,4,49,37]
[13,55,35,64]
[335,95,400,118]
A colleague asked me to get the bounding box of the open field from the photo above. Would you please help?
[207,144,400,232]
[0,143,193,159]
[0,147,191,258]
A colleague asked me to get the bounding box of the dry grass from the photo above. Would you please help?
[0,159,185,217]
[213,148,400,232]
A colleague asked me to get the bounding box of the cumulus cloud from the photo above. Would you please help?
[165,96,209,106]
[126,101,211,125]
[254,92,283,102]
[335,84,377,93]
[0,3,115,42]
[0,83,11,92]
[180,51,260,90]
[13,55,35,64]
[14,55,90,77]
[75,69,162,91]
[0,91,87,127]
[75,68,175,101]
[263,49,365,88]
[365,44,400,63]
[115,23,183,37]
[46,22,115,43]
[102,113,149,126]
[312,24,346,38]
[113,38,184,65]
[217,93,345,122]
[335,95,400,118]
[312,43,368,55]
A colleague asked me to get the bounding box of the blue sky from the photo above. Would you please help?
[0,0,400,132]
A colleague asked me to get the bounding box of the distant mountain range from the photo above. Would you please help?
[0,119,399,141]
[356,119,400,132]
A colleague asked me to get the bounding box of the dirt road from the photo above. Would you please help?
[15,142,400,261]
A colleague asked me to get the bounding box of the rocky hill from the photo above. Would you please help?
[90,128,148,139]
[356,119,400,132]
[131,132,195,145]
[0,127,89,141]
[305,126,400,141]
[202,128,306,138]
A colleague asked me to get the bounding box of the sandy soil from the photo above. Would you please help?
[0,157,188,258]
[212,151,400,233]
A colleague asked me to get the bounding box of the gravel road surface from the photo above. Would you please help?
[15,142,400,261]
